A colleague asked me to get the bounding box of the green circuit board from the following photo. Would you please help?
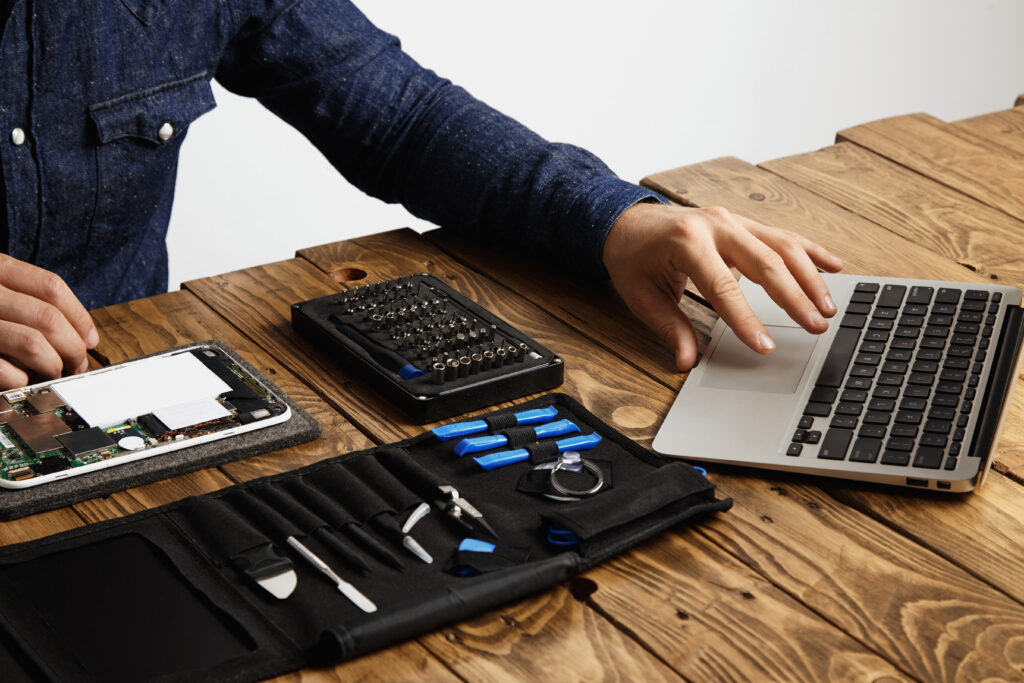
[0,349,283,484]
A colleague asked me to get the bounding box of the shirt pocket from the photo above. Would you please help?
[86,72,216,258]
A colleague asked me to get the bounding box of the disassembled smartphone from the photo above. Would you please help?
[0,344,291,489]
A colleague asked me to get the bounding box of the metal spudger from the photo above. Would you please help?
[376,448,500,540]
[286,537,377,613]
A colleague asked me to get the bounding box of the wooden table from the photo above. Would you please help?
[6,98,1024,681]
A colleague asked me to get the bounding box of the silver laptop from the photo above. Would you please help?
[653,274,1024,492]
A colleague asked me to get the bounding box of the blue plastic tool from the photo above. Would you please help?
[454,418,580,456]
[431,406,559,441]
[547,524,579,547]
[473,433,603,471]
[458,538,497,553]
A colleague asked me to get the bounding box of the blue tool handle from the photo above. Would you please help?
[556,433,602,452]
[534,419,580,439]
[432,419,488,441]
[458,538,497,553]
[433,406,560,441]
[454,434,508,456]
[514,406,559,425]
[473,448,529,470]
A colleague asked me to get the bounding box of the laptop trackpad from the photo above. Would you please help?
[698,326,818,394]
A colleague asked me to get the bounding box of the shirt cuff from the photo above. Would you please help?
[563,176,669,280]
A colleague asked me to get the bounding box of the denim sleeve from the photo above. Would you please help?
[217,0,666,278]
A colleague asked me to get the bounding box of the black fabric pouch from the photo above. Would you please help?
[0,394,730,682]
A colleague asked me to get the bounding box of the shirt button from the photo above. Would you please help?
[157,122,174,141]
[10,127,25,146]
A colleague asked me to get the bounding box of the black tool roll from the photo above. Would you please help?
[0,394,731,683]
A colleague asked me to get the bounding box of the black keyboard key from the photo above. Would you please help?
[904,385,932,399]
[887,349,913,362]
[881,361,908,374]
[877,284,907,308]
[924,420,952,435]
[868,398,896,412]
[830,416,858,429]
[863,411,891,425]
[793,429,807,442]
[928,406,955,421]
[908,373,935,386]
[818,429,853,460]
[850,292,876,304]
[841,389,868,403]
[980,338,990,350]
[965,387,976,400]
[898,315,924,327]
[944,457,958,471]
[804,402,832,417]
[921,433,947,448]
[940,369,966,383]
[846,377,872,390]
[886,437,915,452]
[920,337,947,349]
[847,302,871,315]
[903,304,928,316]
[913,447,944,469]
[923,326,949,338]
[835,402,862,416]
[912,360,938,374]
[993,292,1003,302]
[891,338,916,350]
[877,373,904,386]
[955,322,979,335]
[947,345,972,358]
[894,327,920,339]
[859,425,887,439]
[891,424,918,438]
[935,288,961,304]
[869,319,894,331]
[881,450,910,466]
[961,300,986,312]
[850,366,876,379]
[943,357,969,370]
[906,286,934,304]
[964,289,988,301]
[855,353,881,366]
[860,341,886,354]
[787,443,802,456]
[952,334,977,346]
[953,428,965,442]
[841,314,867,329]
[873,385,900,399]
[950,442,962,456]
[933,303,957,315]
[900,397,927,411]
[916,348,942,361]
[957,311,982,323]
[983,326,993,338]
[895,411,923,425]
[873,308,898,320]
[809,386,838,404]
[927,314,953,327]
[850,438,882,463]
[855,282,880,293]
[937,382,962,395]
[805,430,821,444]
[816,327,860,387]
[865,330,891,342]
[932,395,958,408]
[798,416,814,429]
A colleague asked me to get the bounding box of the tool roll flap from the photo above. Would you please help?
[0,394,730,682]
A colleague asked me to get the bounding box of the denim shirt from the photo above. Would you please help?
[3,0,661,309]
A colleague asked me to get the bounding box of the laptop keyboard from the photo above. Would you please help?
[790,283,1001,470]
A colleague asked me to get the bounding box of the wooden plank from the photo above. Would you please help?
[298,230,716,392]
[950,107,1024,157]
[421,587,683,682]
[290,231,1024,678]
[0,508,85,546]
[641,156,986,284]
[836,113,1024,222]
[761,142,1022,285]
[583,528,908,681]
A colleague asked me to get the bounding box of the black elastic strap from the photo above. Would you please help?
[526,441,560,464]
[497,425,539,448]
[484,413,518,431]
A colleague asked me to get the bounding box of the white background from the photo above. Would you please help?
[166,0,1024,289]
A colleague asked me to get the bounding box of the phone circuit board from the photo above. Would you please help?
[0,348,286,484]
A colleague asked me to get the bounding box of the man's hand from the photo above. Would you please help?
[0,254,99,389]
[603,202,843,371]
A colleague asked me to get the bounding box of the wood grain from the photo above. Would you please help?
[641,156,985,283]
[421,587,682,682]
[951,107,1024,157]
[761,142,1024,285]
[837,113,1024,222]
[300,229,715,392]
[584,527,909,681]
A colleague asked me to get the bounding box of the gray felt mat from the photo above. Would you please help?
[0,340,321,520]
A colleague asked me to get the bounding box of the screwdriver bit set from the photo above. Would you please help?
[291,274,564,422]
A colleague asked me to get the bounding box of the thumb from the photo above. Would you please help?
[622,281,699,371]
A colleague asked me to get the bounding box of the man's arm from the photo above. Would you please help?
[217,0,840,364]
